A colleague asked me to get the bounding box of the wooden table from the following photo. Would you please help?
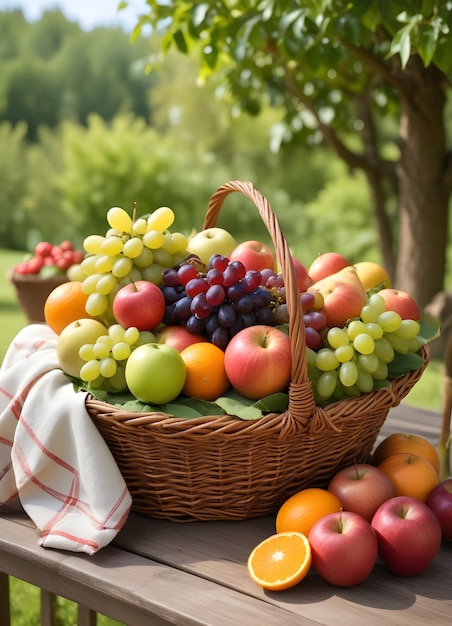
[1,403,451,626]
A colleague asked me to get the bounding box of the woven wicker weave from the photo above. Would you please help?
[8,269,68,324]
[86,181,429,522]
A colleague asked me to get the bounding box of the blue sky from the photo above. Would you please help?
[0,0,147,31]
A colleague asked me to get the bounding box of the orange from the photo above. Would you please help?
[276,488,342,536]
[372,432,440,476]
[44,281,94,335]
[180,342,230,401]
[247,531,312,591]
[354,261,391,291]
[378,452,439,503]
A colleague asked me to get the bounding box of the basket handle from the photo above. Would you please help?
[204,180,316,429]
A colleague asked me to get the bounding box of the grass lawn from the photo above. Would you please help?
[0,248,445,624]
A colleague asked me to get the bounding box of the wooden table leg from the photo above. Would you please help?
[0,572,11,626]
[77,604,97,626]
[41,589,57,626]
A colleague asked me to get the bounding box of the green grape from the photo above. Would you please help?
[107,207,133,233]
[385,332,409,354]
[377,311,402,333]
[141,263,164,285]
[367,293,386,315]
[353,333,375,355]
[79,344,96,362]
[335,345,355,363]
[327,327,350,349]
[317,371,338,398]
[306,347,318,369]
[108,324,126,343]
[101,236,124,256]
[80,360,102,382]
[360,305,379,324]
[364,322,383,339]
[93,341,111,360]
[133,218,148,235]
[133,247,154,269]
[339,361,359,387]
[356,369,374,393]
[395,319,421,340]
[146,206,175,231]
[316,348,340,371]
[143,230,165,249]
[128,267,143,283]
[372,359,388,380]
[373,337,395,363]
[405,335,425,352]
[112,257,133,278]
[80,254,101,276]
[100,357,117,378]
[95,254,118,273]
[106,228,121,238]
[357,353,379,374]
[105,364,127,392]
[125,327,142,344]
[170,231,189,252]
[152,247,173,268]
[135,330,157,346]
[123,237,144,258]
[347,320,367,340]
[96,273,118,295]
[111,341,132,361]
[82,274,101,295]
[86,292,109,317]
[83,234,105,255]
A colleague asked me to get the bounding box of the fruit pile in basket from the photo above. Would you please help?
[45,202,436,415]
[12,240,85,278]
[247,432,452,590]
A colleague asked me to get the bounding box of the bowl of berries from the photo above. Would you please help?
[8,241,84,324]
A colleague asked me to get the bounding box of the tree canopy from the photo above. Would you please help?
[127,0,452,309]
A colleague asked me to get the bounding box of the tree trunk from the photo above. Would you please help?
[395,56,449,311]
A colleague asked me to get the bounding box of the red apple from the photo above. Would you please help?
[113,280,166,331]
[427,478,452,541]
[291,256,312,292]
[308,510,378,587]
[158,325,207,352]
[224,325,291,399]
[229,240,275,273]
[371,495,442,576]
[378,288,421,320]
[308,252,351,282]
[328,463,395,523]
[308,266,367,328]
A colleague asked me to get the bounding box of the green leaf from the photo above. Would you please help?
[387,351,425,378]
[173,29,188,54]
[419,318,441,343]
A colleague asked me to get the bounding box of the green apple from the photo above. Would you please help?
[57,318,108,378]
[125,343,186,404]
[186,227,237,265]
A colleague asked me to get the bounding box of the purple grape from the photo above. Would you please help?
[260,268,276,284]
[303,310,327,331]
[177,263,199,285]
[163,305,179,326]
[209,254,229,271]
[229,315,245,337]
[190,292,213,319]
[255,307,274,326]
[185,277,209,297]
[210,326,229,350]
[242,270,262,293]
[161,285,184,304]
[251,287,273,308]
[234,295,254,314]
[226,281,245,301]
[218,303,236,327]
[229,261,246,280]
[240,311,257,327]
[265,273,284,289]
[185,315,205,334]
[204,313,220,334]
[206,284,226,306]
[272,303,289,325]
[206,268,224,285]
[174,296,193,320]
[305,326,323,350]
[222,264,241,287]
[162,268,180,287]
[300,292,316,312]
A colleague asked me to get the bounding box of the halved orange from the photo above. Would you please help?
[247,531,312,591]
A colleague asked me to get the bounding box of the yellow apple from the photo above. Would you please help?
[56,318,108,377]
[354,261,391,291]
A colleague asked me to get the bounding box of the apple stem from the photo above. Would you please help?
[132,202,137,222]
[339,507,344,534]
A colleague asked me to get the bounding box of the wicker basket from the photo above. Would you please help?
[86,181,430,522]
[8,269,68,324]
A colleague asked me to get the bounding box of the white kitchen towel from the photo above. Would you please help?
[0,324,132,555]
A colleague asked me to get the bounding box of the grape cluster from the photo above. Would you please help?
[307,293,423,404]
[80,206,189,324]
[78,324,156,392]
[161,254,277,350]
